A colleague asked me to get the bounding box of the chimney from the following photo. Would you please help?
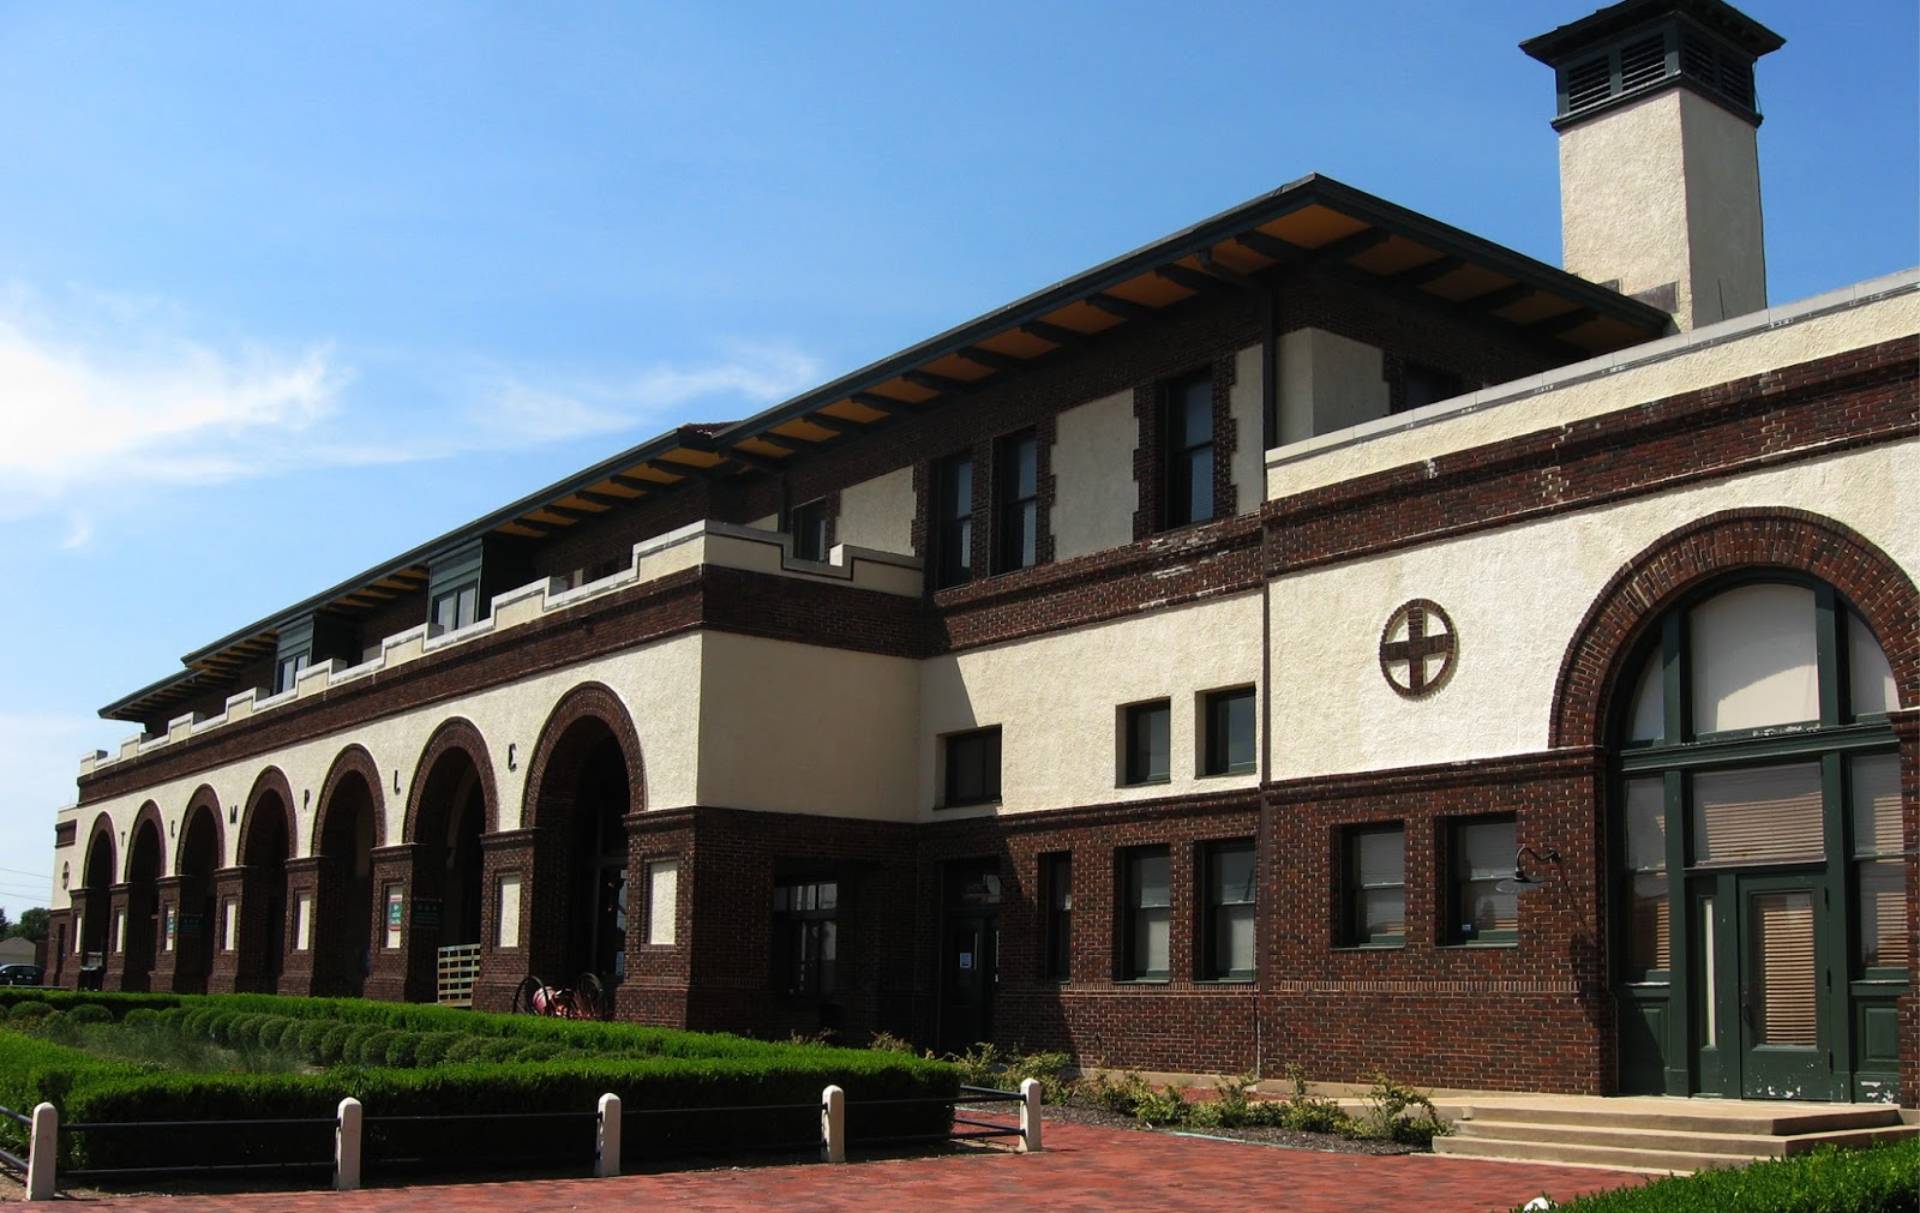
[1522,0,1784,330]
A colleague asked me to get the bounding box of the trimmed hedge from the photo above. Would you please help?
[1515,1139,1920,1212]
[0,991,958,1175]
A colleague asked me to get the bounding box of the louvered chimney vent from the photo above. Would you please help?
[1522,0,1781,129]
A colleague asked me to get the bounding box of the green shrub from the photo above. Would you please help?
[1189,1071,1259,1129]
[254,1017,290,1050]
[1076,1070,1153,1116]
[1006,1049,1074,1104]
[512,1041,565,1063]
[412,1033,457,1068]
[1131,1083,1190,1127]
[379,1033,424,1068]
[227,1013,264,1048]
[7,1002,53,1022]
[945,1041,1004,1087]
[67,1004,113,1026]
[1353,1070,1449,1145]
[867,1030,914,1054]
[443,1036,494,1064]
[316,1023,354,1065]
[1516,1139,1920,1212]
[296,1019,333,1060]
[347,1028,395,1066]
[121,1008,159,1029]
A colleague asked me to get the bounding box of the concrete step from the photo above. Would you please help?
[1455,1100,1902,1137]
[1435,1134,1752,1175]
[1453,1117,1917,1159]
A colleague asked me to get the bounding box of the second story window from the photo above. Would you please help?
[935,452,974,589]
[943,726,1001,807]
[432,584,478,634]
[790,499,830,562]
[1122,700,1171,786]
[275,653,309,694]
[1163,371,1214,528]
[1202,687,1257,776]
[995,429,1038,573]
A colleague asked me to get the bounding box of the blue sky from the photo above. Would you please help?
[0,1,1914,918]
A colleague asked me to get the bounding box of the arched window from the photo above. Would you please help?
[1612,574,1904,1103]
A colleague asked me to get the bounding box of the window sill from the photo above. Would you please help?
[935,799,1002,812]
[1114,976,1169,985]
[1442,939,1518,949]
[1118,778,1171,790]
[1195,975,1255,985]
[1196,767,1257,781]
[1332,941,1405,952]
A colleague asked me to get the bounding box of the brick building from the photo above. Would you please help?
[45,0,1918,1105]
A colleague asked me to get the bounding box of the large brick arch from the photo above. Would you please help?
[404,717,500,839]
[174,784,226,875]
[520,682,646,829]
[125,801,168,883]
[1551,507,1919,749]
[82,813,116,889]
[312,744,389,855]
[238,767,297,865]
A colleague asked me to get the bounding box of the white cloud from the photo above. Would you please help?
[0,282,825,528]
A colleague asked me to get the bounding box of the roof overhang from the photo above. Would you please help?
[102,172,1672,723]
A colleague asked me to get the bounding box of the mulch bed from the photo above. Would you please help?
[1028,1101,1420,1156]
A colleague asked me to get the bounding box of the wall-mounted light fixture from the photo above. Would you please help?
[1497,846,1563,894]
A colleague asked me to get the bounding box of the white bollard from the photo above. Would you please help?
[820,1084,845,1163]
[25,1102,57,1201]
[1017,1079,1043,1154]
[334,1097,363,1192]
[595,1093,621,1178]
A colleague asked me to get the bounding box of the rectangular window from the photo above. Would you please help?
[275,652,310,694]
[1041,853,1072,982]
[1451,816,1518,944]
[935,451,974,589]
[1121,846,1171,981]
[495,876,521,949]
[432,584,479,634]
[1851,754,1905,972]
[1203,840,1256,980]
[773,880,838,997]
[1162,372,1214,528]
[1202,687,1256,776]
[113,908,125,955]
[222,899,237,953]
[293,893,312,952]
[790,499,830,562]
[995,429,1039,572]
[162,903,175,952]
[1122,700,1171,786]
[943,727,1002,807]
[1691,763,1823,866]
[647,859,679,947]
[1622,778,1669,978]
[1345,826,1406,947]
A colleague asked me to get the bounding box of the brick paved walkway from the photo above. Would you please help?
[71,1120,1644,1212]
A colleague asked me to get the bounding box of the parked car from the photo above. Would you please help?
[0,964,44,987]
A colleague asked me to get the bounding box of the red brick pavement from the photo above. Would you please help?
[69,1120,1644,1212]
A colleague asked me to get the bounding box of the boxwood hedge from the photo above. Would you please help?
[1514,1138,1919,1212]
[0,991,958,1175]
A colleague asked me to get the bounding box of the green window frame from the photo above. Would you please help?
[1201,839,1256,981]
[1448,815,1518,946]
[1119,846,1171,981]
[1344,825,1406,948]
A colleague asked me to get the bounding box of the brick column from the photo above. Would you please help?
[45,909,73,989]
[102,884,133,990]
[277,857,322,997]
[625,812,696,1028]
[147,875,183,992]
[205,868,246,993]
[365,844,420,1003]
[472,828,539,1012]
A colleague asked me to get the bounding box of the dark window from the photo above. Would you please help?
[943,727,1001,807]
[935,452,974,588]
[1122,701,1171,786]
[1344,826,1406,947]
[790,499,830,562]
[274,653,309,695]
[1041,853,1072,982]
[1450,816,1517,945]
[1203,687,1256,775]
[1120,846,1171,980]
[995,430,1039,572]
[773,880,838,998]
[1202,840,1256,980]
[1162,372,1214,528]
[431,584,479,633]
[1399,362,1464,413]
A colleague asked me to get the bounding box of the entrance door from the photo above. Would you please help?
[940,913,996,1057]
[1736,875,1829,1100]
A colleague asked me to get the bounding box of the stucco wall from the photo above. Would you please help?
[695,631,919,820]
[835,465,915,555]
[1677,89,1768,327]
[52,632,706,908]
[1052,387,1137,560]
[1267,280,1918,498]
[1560,89,1693,320]
[1268,442,1918,780]
[919,592,1263,816]
[1276,328,1388,448]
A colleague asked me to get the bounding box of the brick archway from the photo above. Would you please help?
[404,718,499,840]
[306,744,386,998]
[228,767,297,994]
[1550,508,1918,750]
[174,784,226,874]
[520,683,646,830]
[312,745,389,854]
[387,718,499,1001]
[238,767,296,865]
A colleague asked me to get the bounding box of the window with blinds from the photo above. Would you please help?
[1346,826,1406,947]
[1450,816,1517,944]
[1850,754,1907,971]
[1688,584,1819,735]
[1623,778,1668,977]
[1750,891,1817,1048]
[1691,764,1823,867]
